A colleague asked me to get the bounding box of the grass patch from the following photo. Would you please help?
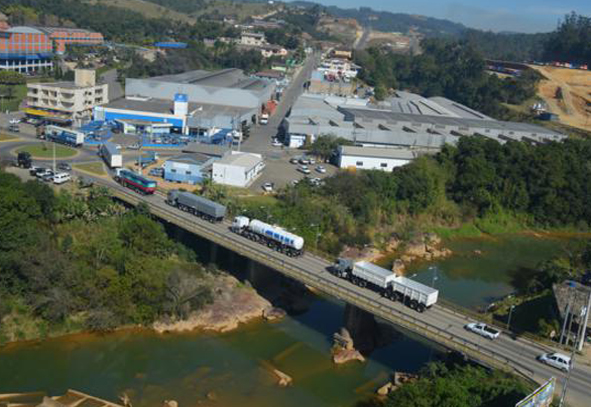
[74,161,107,176]
[238,194,279,207]
[432,222,482,240]
[17,143,78,159]
[0,133,18,141]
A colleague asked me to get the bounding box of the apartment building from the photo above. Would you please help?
[27,69,108,120]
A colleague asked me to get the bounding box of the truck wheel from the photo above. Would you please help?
[417,303,426,313]
[410,300,418,310]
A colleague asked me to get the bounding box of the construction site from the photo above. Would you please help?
[531,65,591,131]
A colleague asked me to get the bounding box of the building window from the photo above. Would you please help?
[380,163,388,168]
[185,171,191,175]
[171,169,176,173]
[356,161,363,166]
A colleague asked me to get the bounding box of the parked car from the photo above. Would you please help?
[53,172,71,184]
[308,158,316,165]
[538,352,571,372]
[262,182,274,192]
[149,168,164,177]
[41,171,54,182]
[291,179,300,186]
[128,143,141,150]
[298,166,311,174]
[35,168,52,179]
[316,165,326,174]
[299,158,310,165]
[57,162,71,171]
[290,157,299,164]
[464,323,500,340]
[29,166,41,176]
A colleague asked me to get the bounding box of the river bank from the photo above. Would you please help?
[0,272,282,347]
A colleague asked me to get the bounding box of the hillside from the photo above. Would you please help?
[324,5,466,37]
[85,0,196,23]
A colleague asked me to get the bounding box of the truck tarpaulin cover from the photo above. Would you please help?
[515,377,555,407]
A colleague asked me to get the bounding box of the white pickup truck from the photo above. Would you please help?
[464,322,501,340]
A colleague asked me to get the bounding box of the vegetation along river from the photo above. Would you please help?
[0,233,583,406]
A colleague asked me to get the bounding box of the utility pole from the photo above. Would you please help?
[559,293,584,407]
[507,305,516,331]
[52,139,56,174]
[577,290,591,351]
[560,282,576,345]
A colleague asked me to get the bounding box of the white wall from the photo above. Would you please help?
[338,154,411,171]
[212,157,264,187]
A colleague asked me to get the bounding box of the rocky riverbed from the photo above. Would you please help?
[153,274,284,334]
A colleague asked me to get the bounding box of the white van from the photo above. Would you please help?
[53,172,71,185]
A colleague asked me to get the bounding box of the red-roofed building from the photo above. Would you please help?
[0,26,53,72]
[40,27,104,54]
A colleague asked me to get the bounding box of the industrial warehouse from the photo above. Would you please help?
[94,68,277,142]
[283,92,566,150]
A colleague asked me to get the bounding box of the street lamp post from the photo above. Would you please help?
[430,266,438,288]
[507,305,516,331]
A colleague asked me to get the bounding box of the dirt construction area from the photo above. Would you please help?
[531,65,591,130]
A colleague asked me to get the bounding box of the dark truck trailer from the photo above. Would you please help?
[166,190,226,222]
[17,152,32,168]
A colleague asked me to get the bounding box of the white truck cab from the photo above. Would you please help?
[232,216,250,231]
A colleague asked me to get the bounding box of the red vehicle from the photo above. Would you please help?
[115,169,157,195]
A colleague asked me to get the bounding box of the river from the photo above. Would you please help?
[392,233,586,309]
[0,295,439,407]
[1,233,584,406]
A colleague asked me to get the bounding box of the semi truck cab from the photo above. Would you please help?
[232,216,250,232]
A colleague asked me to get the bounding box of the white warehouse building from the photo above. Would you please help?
[212,151,265,187]
[338,145,419,171]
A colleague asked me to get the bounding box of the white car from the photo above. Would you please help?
[53,172,71,184]
[262,182,274,192]
[538,352,571,372]
[464,322,500,340]
[271,139,283,147]
[298,166,311,174]
[316,165,326,173]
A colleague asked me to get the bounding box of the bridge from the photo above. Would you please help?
[93,179,591,406]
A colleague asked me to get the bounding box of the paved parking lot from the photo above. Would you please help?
[249,149,337,193]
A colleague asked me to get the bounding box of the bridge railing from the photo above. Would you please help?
[110,187,540,386]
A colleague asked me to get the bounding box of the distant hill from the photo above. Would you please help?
[317,5,466,37]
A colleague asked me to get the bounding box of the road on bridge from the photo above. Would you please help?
[82,175,591,407]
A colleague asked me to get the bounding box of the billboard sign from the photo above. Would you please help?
[515,377,556,407]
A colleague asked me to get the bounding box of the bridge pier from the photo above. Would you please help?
[209,241,219,264]
[344,304,379,354]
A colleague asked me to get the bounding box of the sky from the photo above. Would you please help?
[304,0,591,33]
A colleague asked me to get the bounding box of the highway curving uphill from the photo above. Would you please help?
[84,176,591,407]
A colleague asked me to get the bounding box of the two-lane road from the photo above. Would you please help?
[87,176,590,407]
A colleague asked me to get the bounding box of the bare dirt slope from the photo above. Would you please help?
[530,65,591,130]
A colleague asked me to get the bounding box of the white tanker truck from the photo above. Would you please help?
[231,216,304,257]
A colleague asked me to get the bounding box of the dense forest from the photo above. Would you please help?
[459,29,547,62]
[0,172,212,344]
[227,136,591,255]
[544,12,591,64]
[354,39,540,119]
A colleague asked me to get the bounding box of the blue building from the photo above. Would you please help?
[164,153,215,185]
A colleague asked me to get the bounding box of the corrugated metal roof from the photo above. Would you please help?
[216,152,262,169]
